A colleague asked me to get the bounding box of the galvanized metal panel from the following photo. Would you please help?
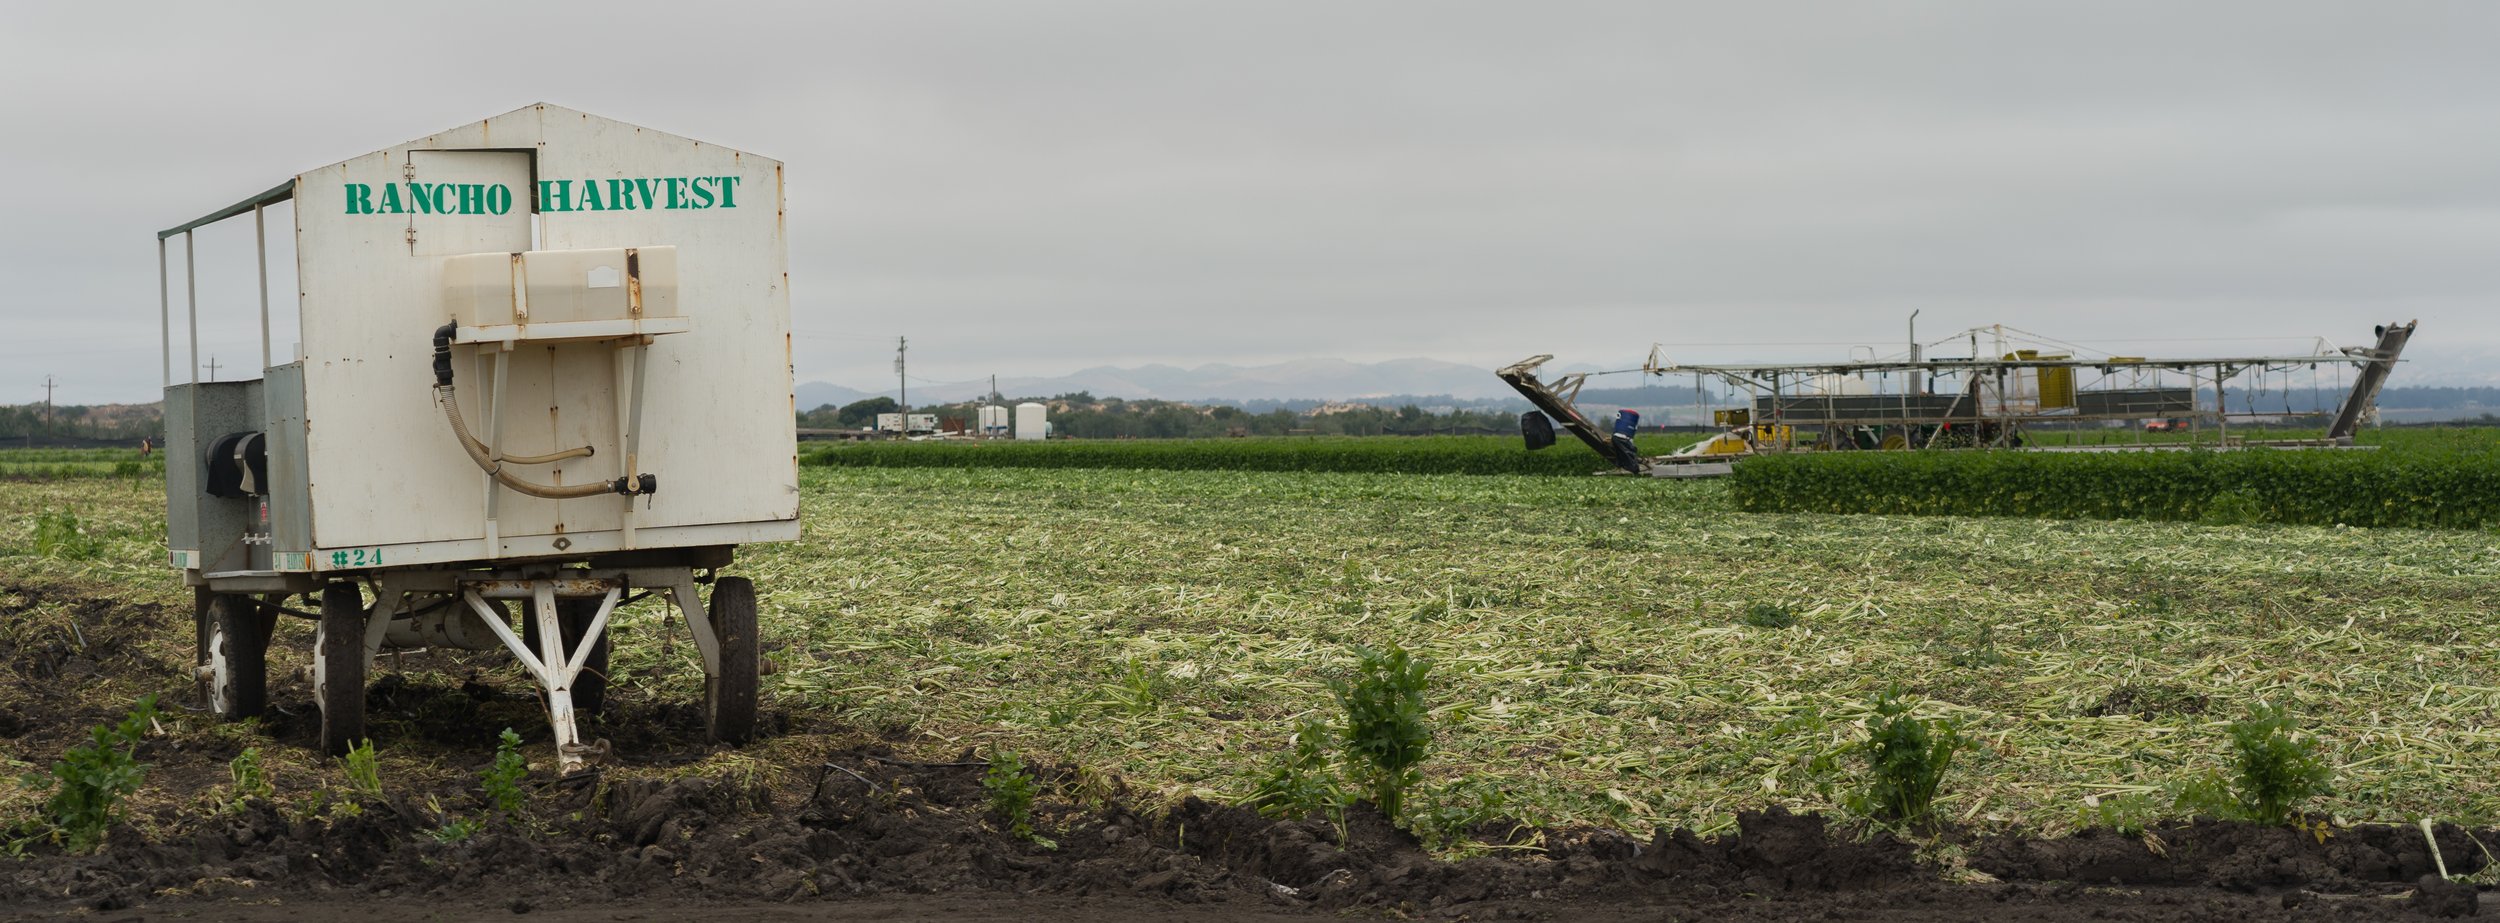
[163,385,199,566]
[285,104,797,566]
[178,380,266,574]
[262,363,312,568]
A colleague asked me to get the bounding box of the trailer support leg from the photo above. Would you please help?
[361,575,408,670]
[464,581,624,776]
[663,573,721,676]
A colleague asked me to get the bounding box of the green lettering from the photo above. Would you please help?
[690,176,714,208]
[486,184,513,215]
[665,177,686,209]
[405,183,435,214]
[607,179,636,210]
[537,180,570,212]
[715,175,740,208]
[632,178,656,210]
[457,184,485,214]
[431,184,452,214]
[344,183,374,214]
[378,182,405,214]
[580,180,606,211]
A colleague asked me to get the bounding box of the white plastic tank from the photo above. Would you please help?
[978,405,1009,435]
[1015,402,1048,441]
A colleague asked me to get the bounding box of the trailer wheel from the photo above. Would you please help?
[206,594,269,720]
[314,583,367,757]
[704,577,758,745]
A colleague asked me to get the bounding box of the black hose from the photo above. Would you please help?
[432,323,456,388]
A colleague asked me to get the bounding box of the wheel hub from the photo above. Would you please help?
[208,624,232,715]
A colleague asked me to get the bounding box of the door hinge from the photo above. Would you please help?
[404,159,419,252]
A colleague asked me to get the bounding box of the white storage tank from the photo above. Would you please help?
[978,405,1009,436]
[1015,402,1048,441]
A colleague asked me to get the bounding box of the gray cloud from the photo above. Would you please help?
[3,1,2493,403]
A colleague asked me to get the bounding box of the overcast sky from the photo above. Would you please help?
[4,1,2495,404]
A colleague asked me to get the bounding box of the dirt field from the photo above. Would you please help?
[0,576,2490,921]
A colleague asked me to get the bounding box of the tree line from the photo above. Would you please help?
[0,404,162,443]
[800,394,1526,439]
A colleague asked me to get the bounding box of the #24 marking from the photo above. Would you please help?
[328,548,383,568]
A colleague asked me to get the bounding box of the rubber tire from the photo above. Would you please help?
[207,594,268,720]
[704,577,758,745]
[522,599,610,718]
[315,583,367,757]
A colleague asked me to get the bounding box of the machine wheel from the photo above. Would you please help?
[523,599,610,718]
[206,594,269,720]
[704,577,758,745]
[314,583,367,757]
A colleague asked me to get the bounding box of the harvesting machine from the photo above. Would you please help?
[1502,321,2416,477]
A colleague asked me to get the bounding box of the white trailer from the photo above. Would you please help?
[157,104,799,773]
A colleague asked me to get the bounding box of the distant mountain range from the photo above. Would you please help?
[797,357,2500,423]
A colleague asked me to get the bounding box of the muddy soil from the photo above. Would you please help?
[0,578,2491,922]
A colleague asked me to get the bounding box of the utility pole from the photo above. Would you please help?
[893,336,908,415]
[204,356,222,382]
[38,375,54,448]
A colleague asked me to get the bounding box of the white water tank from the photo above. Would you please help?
[1015,402,1048,441]
[978,405,1009,435]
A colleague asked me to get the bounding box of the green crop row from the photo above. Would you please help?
[0,448,163,464]
[1728,448,2500,529]
[803,435,1687,477]
[0,459,163,481]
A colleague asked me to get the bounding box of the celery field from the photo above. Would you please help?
[5,462,2499,838]
[739,466,2500,834]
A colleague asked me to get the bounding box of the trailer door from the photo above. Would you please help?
[404,150,532,257]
